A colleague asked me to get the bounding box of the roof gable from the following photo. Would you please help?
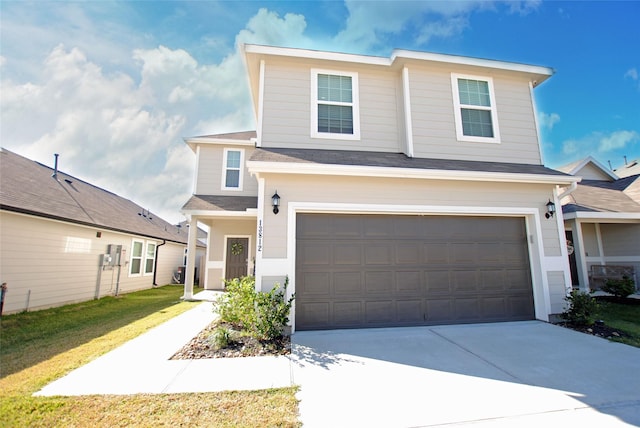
[0,148,187,243]
[558,156,618,180]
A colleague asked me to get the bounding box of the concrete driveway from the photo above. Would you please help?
[290,321,640,427]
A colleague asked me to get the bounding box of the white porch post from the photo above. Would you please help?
[571,219,590,291]
[183,216,198,300]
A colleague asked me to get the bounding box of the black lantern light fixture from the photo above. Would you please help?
[272,191,281,214]
[545,199,556,219]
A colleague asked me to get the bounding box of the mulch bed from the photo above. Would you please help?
[556,295,637,340]
[170,321,290,360]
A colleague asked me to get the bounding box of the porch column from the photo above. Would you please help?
[182,216,198,300]
[571,219,590,291]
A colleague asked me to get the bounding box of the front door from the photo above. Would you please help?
[225,238,249,280]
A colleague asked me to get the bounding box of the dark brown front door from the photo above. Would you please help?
[226,238,249,280]
[296,214,534,330]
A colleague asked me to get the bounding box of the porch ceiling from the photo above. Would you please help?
[181,195,258,213]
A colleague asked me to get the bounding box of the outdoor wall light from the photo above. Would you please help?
[272,191,281,214]
[545,199,556,219]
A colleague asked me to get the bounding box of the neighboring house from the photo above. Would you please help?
[614,158,640,178]
[559,156,640,291]
[181,44,578,332]
[0,148,200,314]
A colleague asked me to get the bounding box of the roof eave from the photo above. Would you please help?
[563,211,640,221]
[180,208,258,218]
[246,161,578,185]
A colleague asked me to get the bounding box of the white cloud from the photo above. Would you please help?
[561,130,639,158]
[333,1,541,51]
[539,112,560,130]
[625,67,639,90]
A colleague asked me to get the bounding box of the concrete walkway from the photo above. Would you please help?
[35,293,640,427]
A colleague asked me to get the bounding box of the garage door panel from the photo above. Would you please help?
[396,271,422,293]
[297,302,330,329]
[298,272,332,297]
[425,270,451,294]
[397,300,423,322]
[299,244,331,265]
[296,214,534,330]
[333,244,362,265]
[426,299,454,321]
[365,301,394,324]
[333,301,362,325]
[365,245,393,265]
[333,272,362,295]
[396,243,421,264]
[365,271,393,293]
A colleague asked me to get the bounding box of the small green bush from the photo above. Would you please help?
[561,289,600,326]
[216,276,257,328]
[602,276,636,299]
[214,276,294,341]
[254,277,295,341]
[211,326,233,349]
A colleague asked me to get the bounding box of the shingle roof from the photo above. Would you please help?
[182,195,258,212]
[194,131,257,141]
[562,177,640,214]
[0,148,188,243]
[249,147,570,177]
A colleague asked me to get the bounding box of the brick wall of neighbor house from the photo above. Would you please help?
[202,218,256,290]
[195,144,258,195]
[0,211,185,314]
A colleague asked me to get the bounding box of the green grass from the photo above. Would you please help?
[598,301,640,348]
[0,285,300,427]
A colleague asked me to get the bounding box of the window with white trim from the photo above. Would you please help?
[311,69,360,140]
[451,73,500,143]
[222,148,244,190]
[129,239,157,276]
[144,242,156,275]
[130,239,143,275]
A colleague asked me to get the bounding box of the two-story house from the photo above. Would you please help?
[181,44,578,332]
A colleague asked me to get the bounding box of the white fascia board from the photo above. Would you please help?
[184,136,255,149]
[392,49,554,79]
[243,43,390,67]
[180,209,258,218]
[246,160,579,185]
[563,212,640,221]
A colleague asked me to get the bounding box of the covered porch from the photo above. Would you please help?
[181,195,258,299]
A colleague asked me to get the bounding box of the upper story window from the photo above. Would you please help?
[451,73,500,143]
[311,69,360,140]
[222,148,244,190]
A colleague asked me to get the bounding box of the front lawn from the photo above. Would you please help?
[596,299,640,348]
[0,285,299,427]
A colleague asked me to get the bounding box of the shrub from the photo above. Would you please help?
[254,277,295,341]
[214,276,294,341]
[216,276,257,328]
[602,276,636,299]
[211,326,233,349]
[561,289,600,326]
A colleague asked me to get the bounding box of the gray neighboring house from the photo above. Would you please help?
[0,148,200,314]
[559,157,640,291]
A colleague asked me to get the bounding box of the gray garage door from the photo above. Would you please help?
[295,214,534,330]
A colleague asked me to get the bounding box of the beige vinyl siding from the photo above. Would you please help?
[547,271,568,314]
[575,163,615,180]
[581,223,600,257]
[259,173,559,259]
[195,145,258,195]
[409,63,542,164]
[261,61,401,152]
[600,223,640,256]
[0,211,185,314]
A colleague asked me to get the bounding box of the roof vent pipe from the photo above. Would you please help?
[52,153,59,178]
[624,155,628,165]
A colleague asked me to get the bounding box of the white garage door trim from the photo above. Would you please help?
[283,202,550,333]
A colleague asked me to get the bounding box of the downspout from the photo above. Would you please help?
[557,181,578,200]
[153,240,167,286]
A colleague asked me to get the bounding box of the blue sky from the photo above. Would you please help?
[1,1,639,222]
